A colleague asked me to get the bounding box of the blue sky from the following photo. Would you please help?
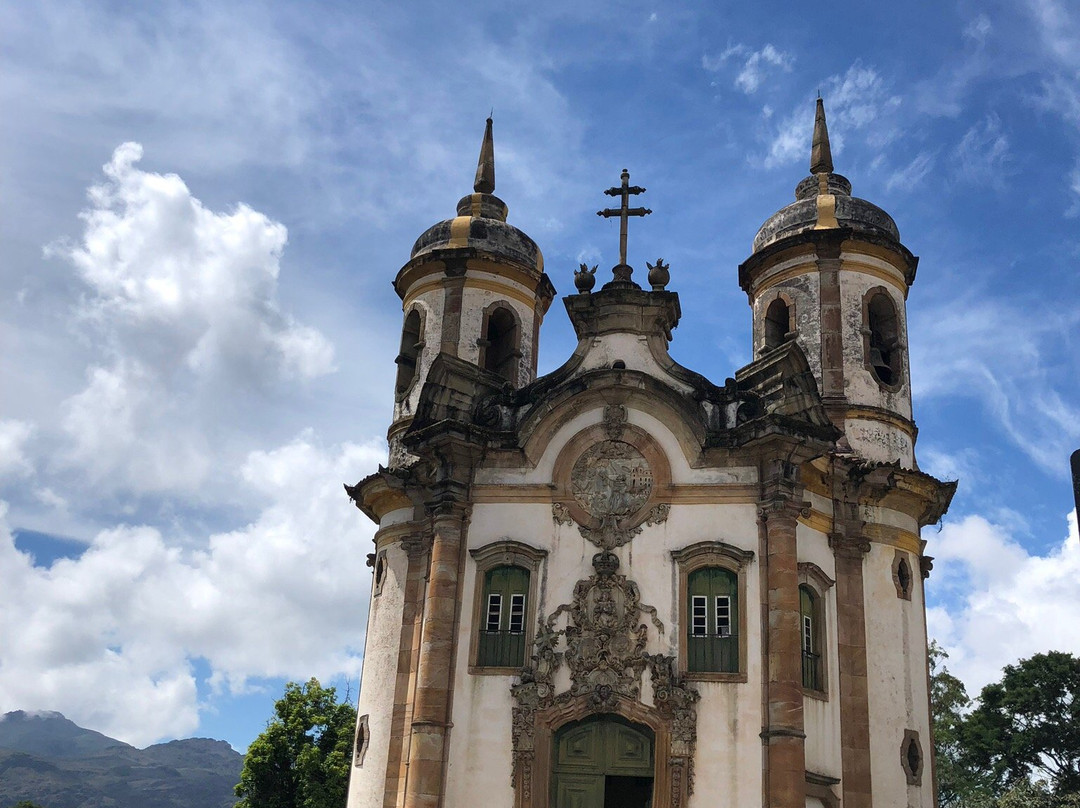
[1,0,1078,751]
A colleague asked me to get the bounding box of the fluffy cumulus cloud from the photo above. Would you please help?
[762,62,902,168]
[48,144,335,493]
[927,511,1080,694]
[0,435,382,746]
[703,43,794,95]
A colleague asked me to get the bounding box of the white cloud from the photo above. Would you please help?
[886,151,936,192]
[0,435,382,746]
[703,43,793,95]
[46,143,335,494]
[0,420,35,479]
[927,511,1080,695]
[1067,161,1080,217]
[762,63,902,169]
[952,114,1011,188]
[963,14,992,44]
[910,296,1080,475]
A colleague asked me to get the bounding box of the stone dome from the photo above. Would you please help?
[752,98,901,253]
[410,192,543,271]
[752,177,901,252]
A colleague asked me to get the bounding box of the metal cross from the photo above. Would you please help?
[597,169,651,269]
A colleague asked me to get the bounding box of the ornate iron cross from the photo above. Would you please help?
[597,169,651,276]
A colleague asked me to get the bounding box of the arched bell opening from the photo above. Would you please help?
[479,303,521,384]
[865,289,902,388]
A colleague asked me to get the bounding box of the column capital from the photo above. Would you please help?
[829,532,871,558]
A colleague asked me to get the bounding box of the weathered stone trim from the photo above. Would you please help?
[671,541,755,682]
[805,771,841,807]
[833,532,873,808]
[354,714,370,767]
[759,489,808,808]
[892,549,914,600]
[510,551,698,808]
[901,729,924,785]
[467,540,547,675]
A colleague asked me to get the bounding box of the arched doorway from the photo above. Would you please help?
[552,715,654,808]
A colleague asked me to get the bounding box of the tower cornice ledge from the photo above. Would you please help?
[344,467,416,524]
[738,227,918,294]
[843,460,957,527]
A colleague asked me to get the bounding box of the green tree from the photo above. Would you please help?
[962,652,1080,800]
[235,677,357,808]
[931,641,993,807]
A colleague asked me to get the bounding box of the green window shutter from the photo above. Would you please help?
[686,567,738,672]
[800,585,822,690]
[478,565,529,667]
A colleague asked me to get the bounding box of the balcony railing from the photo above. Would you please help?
[687,634,739,673]
[802,649,822,691]
[478,630,527,668]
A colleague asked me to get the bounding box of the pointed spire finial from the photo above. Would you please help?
[810,97,834,175]
[473,116,495,194]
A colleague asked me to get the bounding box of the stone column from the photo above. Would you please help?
[759,487,807,808]
[832,531,873,808]
[403,503,469,808]
[384,535,430,808]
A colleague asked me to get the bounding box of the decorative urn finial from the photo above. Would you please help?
[575,263,598,293]
[646,258,670,291]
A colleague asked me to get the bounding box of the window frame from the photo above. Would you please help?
[394,306,426,401]
[469,540,546,675]
[797,561,834,699]
[671,541,755,683]
[892,549,914,601]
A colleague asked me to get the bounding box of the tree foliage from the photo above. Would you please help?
[931,646,1080,808]
[931,642,993,807]
[235,678,357,808]
[962,652,1080,798]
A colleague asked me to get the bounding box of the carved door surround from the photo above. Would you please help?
[510,550,698,808]
[550,404,673,549]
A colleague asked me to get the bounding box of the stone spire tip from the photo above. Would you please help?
[473,116,495,194]
[810,97,834,175]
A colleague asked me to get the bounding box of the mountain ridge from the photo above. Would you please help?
[0,710,242,808]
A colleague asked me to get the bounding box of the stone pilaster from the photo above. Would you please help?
[403,502,470,808]
[384,534,430,808]
[815,237,846,428]
[759,476,808,808]
[831,527,873,808]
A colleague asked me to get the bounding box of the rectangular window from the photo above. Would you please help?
[486,593,502,633]
[509,593,525,633]
[803,614,813,653]
[716,596,731,637]
[691,595,707,636]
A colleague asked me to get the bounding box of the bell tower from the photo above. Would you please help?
[739,98,920,468]
[388,118,556,467]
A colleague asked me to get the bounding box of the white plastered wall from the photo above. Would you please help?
[863,533,933,808]
[346,540,408,808]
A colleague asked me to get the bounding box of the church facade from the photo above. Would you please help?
[345,101,955,808]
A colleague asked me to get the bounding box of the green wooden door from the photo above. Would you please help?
[552,717,654,808]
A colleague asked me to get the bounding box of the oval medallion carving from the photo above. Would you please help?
[570,440,653,519]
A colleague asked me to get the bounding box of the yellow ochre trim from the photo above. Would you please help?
[448,216,472,248]
[815,194,839,229]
